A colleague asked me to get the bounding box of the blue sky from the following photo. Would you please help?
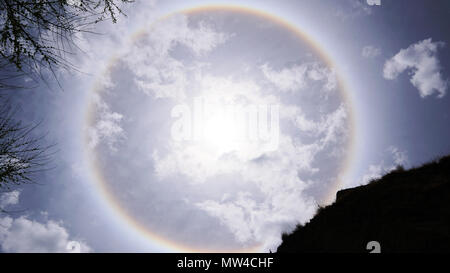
[1,0,449,252]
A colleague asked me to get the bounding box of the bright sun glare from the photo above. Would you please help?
[203,110,239,154]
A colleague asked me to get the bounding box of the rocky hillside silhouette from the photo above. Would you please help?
[277,156,450,253]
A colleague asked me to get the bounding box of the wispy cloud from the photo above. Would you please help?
[124,14,232,100]
[334,0,378,19]
[88,94,126,152]
[261,63,336,93]
[362,45,381,58]
[355,146,409,186]
[366,0,381,6]
[0,191,20,208]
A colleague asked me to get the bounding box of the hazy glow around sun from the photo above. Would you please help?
[87,8,351,251]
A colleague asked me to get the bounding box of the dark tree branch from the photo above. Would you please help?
[0,0,133,89]
[0,98,54,188]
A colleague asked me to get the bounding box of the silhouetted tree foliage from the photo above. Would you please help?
[0,0,132,89]
[0,100,52,188]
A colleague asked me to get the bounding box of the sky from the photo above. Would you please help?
[1,0,450,253]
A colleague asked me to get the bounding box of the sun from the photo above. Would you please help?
[202,108,240,154]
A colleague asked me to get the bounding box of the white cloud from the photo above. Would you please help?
[290,104,348,148]
[152,75,347,184]
[261,63,337,93]
[367,0,381,6]
[0,192,91,253]
[180,20,233,56]
[153,133,319,251]
[335,0,374,18]
[88,94,126,151]
[196,189,315,251]
[0,216,91,253]
[388,146,408,166]
[124,15,232,100]
[0,191,20,208]
[318,104,348,147]
[362,45,381,58]
[151,74,348,250]
[383,38,448,98]
[352,146,409,187]
[361,164,384,184]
